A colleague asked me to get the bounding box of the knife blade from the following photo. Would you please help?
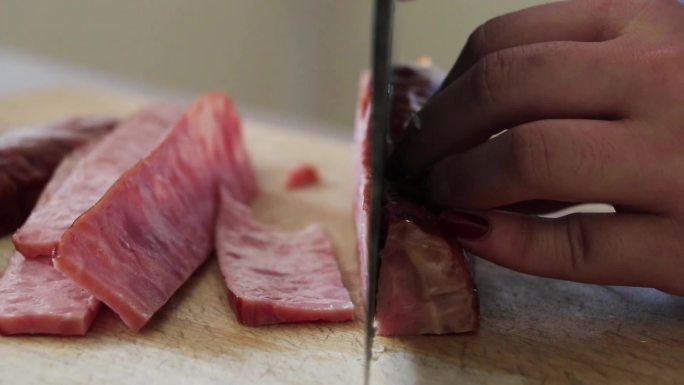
[364,0,394,384]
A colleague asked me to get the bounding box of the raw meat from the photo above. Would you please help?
[54,93,257,331]
[353,71,372,305]
[216,190,354,326]
[0,116,117,236]
[0,142,102,335]
[13,105,182,259]
[353,63,480,335]
[375,201,479,335]
[286,163,320,189]
[0,253,100,335]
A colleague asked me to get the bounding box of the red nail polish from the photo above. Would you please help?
[439,211,489,240]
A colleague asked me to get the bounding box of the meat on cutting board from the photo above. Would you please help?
[353,63,480,335]
[54,93,257,332]
[0,252,100,335]
[12,105,183,259]
[0,116,117,236]
[0,142,102,335]
[216,190,354,326]
[375,201,479,335]
[285,163,320,189]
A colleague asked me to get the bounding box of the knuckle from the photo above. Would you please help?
[468,13,515,57]
[644,44,684,97]
[563,215,591,273]
[471,50,510,105]
[470,44,542,107]
[509,125,553,190]
[516,216,541,261]
[658,218,684,295]
[563,126,607,180]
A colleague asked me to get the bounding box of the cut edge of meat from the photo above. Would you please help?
[353,71,372,309]
[0,115,118,237]
[216,189,354,327]
[0,139,104,336]
[12,104,182,259]
[11,139,103,259]
[375,202,479,336]
[0,252,101,336]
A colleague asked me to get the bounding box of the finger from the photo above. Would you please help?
[428,119,671,211]
[388,41,631,180]
[439,0,635,91]
[439,210,684,295]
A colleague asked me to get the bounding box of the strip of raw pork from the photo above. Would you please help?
[0,143,101,335]
[0,252,101,335]
[13,106,182,258]
[215,190,353,326]
[0,116,117,236]
[54,93,257,331]
[354,63,479,336]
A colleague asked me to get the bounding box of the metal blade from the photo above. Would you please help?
[364,0,394,384]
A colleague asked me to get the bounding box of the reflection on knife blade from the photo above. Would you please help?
[364,0,395,383]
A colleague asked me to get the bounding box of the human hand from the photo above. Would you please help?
[388,0,684,295]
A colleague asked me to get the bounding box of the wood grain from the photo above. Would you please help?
[0,87,682,385]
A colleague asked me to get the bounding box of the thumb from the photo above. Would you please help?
[438,210,684,295]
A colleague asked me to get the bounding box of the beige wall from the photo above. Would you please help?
[0,0,550,128]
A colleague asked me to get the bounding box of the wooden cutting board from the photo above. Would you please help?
[0,87,682,385]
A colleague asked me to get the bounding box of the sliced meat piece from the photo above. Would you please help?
[0,116,117,236]
[54,93,257,331]
[0,142,102,335]
[13,105,182,258]
[375,201,479,336]
[353,62,480,335]
[286,163,320,189]
[216,190,353,326]
[0,252,100,335]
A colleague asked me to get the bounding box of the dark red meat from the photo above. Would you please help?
[54,93,257,331]
[286,164,320,189]
[216,190,353,326]
[0,116,117,236]
[353,63,480,335]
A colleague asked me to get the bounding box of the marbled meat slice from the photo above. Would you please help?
[216,190,353,326]
[0,142,102,335]
[0,116,117,236]
[13,105,182,258]
[54,93,257,331]
[375,201,479,335]
[353,63,480,335]
[0,252,100,335]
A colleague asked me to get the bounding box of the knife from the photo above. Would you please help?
[364,0,394,384]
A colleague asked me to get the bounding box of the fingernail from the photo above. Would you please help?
[439,211,489,240]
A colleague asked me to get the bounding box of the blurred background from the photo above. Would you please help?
[0,0,549,136]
